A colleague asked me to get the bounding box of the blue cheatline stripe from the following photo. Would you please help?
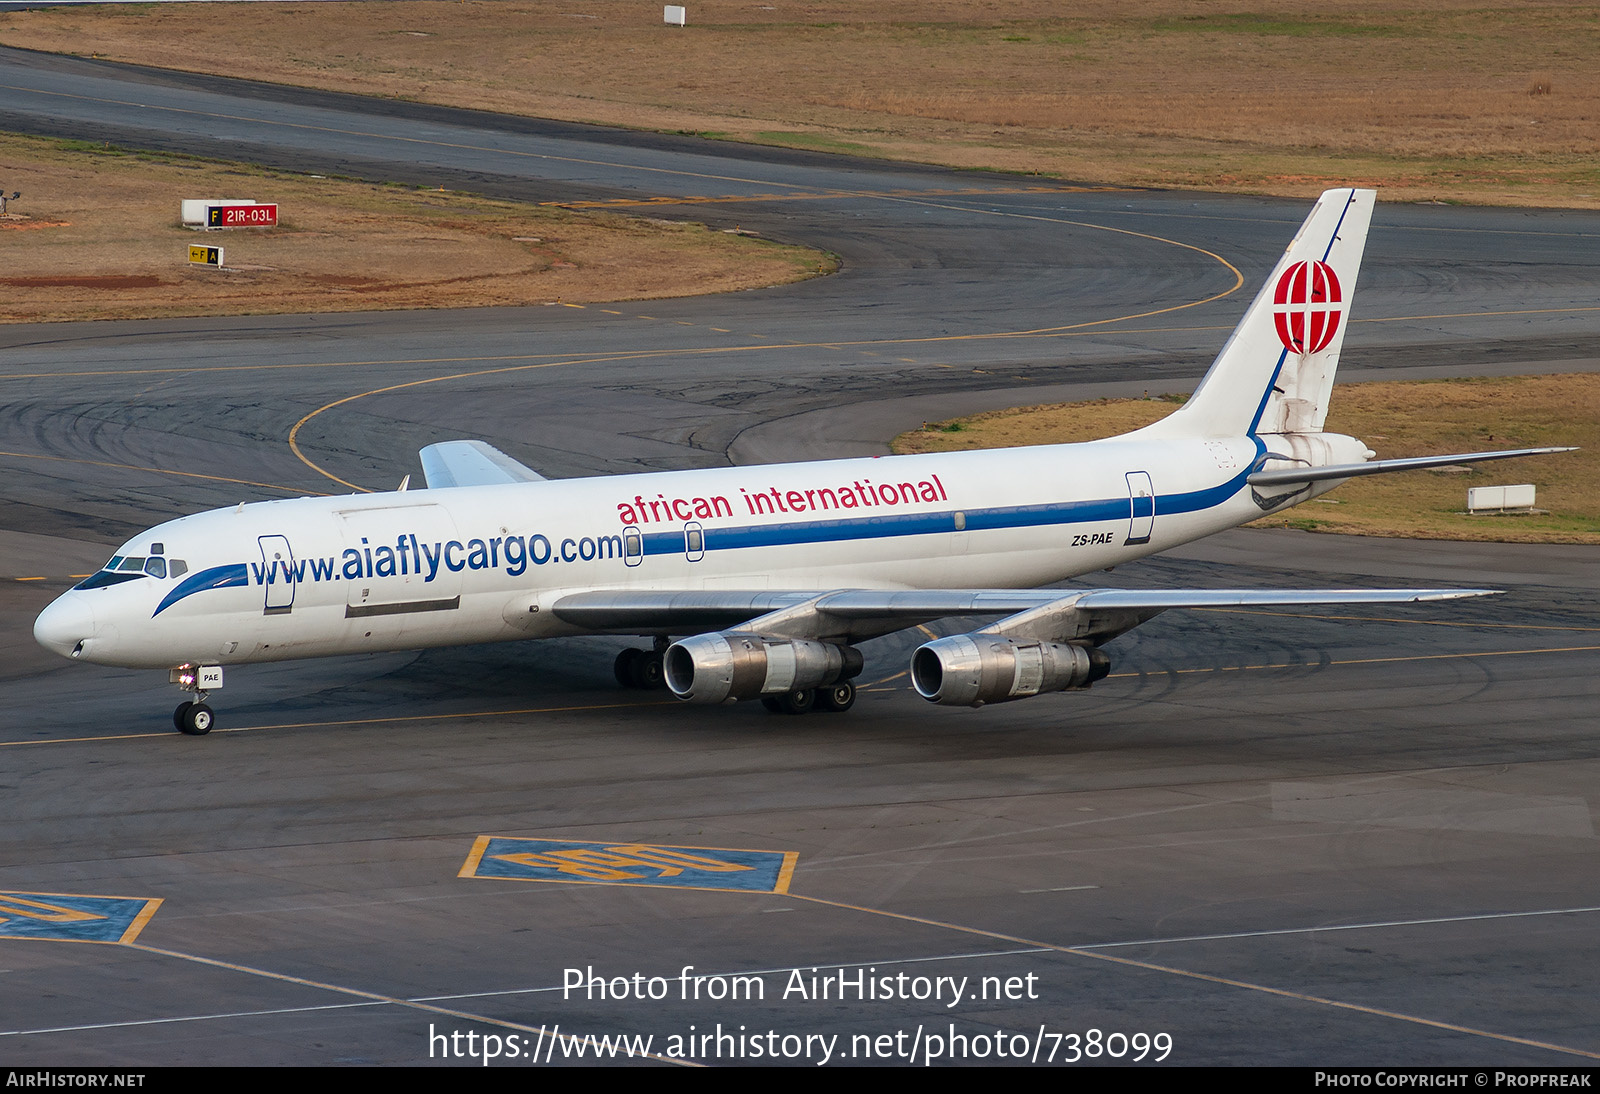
[639,462,1262,559]
[152,562,250,617]
[1249,346,1292,435]
[1321,190,1358,264]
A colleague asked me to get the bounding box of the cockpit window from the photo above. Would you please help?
[74,570,144,590]
[73,550,188,590]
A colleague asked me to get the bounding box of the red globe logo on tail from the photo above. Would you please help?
[1272,260,1343,354]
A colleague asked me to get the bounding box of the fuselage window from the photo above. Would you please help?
[170,559,189,578]
[144,557,167,579]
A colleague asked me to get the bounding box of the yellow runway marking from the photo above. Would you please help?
[877,193,1247,337]
[0,892,164,946]
[282,216,1241,487]
[123,898,164,945]
[8,304,1600,386]
[1358,305,1600,323]
[0,448,322,496]
[287,349,675,489]
[1303,643,1600,668]
[0,698,678,748]
[3,197,1258,489]
[12,642,1582,749]
[1196,607,1600,632]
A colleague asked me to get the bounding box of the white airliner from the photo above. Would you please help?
[34,189,1568,734]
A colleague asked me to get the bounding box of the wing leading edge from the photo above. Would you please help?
[554,585,1495,639]
[420,440,548,489]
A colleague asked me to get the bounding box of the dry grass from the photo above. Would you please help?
[4,1,1598,206]
[0,134,830,323]
[893,376,1599,543]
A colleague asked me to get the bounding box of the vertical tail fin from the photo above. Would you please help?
[1146,189,1375,439]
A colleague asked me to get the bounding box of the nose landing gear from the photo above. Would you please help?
[173,700,215,735]
[169,664,224,735]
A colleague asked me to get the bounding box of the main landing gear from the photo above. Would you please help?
[615,640,857,714]
[169,664,223,735]
[615,640,669,691]
[760,681,856,715]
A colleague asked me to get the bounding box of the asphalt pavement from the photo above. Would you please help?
[1,47,1597,1067]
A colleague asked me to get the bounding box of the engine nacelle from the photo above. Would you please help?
[665,632,863,703]
[910,634,1110,706]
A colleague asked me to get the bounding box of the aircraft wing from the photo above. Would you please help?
[419,440,548,489]
[566,584,1498,707]
[552,586,1495,642]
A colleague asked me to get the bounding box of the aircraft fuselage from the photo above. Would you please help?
[36,433,1347,670]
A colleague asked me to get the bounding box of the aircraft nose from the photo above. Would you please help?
[34,594,98,659]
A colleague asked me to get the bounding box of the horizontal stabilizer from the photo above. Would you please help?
[419,440,548,489]
[1248,446,1576,487]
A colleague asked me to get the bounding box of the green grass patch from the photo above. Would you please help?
[752,131,873,154]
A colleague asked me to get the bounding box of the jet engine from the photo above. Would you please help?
[911,634,1109,706]
[665,632,863,703]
